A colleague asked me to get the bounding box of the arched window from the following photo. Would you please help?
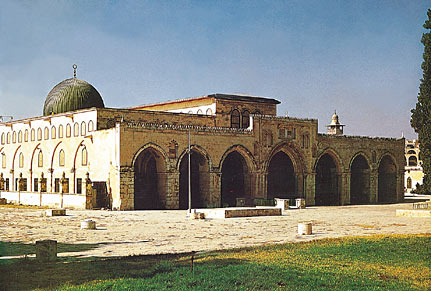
[19,153,24,168]
[1,133,4,145]
[12,131,16,143]
[253,110,261,115]
[242,110,250,128]
[306,135,310,149]
[82,148,88,166]
[408,156,418,167]
[1,153,6,168]
[81,122,86,136]
[74,123,79,137]
[59,125,64,138]
[231,109,240,128]
[88,120,94,132]
[44,127,49,140]
[37,128,42,141]
[197,109,203,115]
[59,150,65,167]
[51,126,56,139]
[18,131,22,143]
[31,129,35,141]
[66,124,71,137]
[407,150,416,155]
[188,110,193,114]
[6,133,10,144]
[24,130,29,142]
[407,177,412,189]
[38,151,43,167]
[206,108,213,115]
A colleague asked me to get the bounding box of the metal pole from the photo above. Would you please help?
[188,130,191,215]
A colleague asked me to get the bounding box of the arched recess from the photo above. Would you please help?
[408,156,418,167]
[378,154,397,203]
[349,153,370,204]
[133,145,167,210]
[314,150,342,206]
[220,146,255,207]
[178,148,210,209]
[265,143,306,200]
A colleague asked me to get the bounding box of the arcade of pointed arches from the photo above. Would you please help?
[131,143,399,209]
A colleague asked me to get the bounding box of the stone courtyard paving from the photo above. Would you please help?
[0,203,430,258]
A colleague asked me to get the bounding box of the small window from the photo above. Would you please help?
[59,125,64,138]
[82,148,88,166]
[34,178,38,192]
[1,133,4,145]
[19,153,24,168]
[197,109,203,115]
[88,120,94,132]
[66,124,71,137]
[59,150,65,167]
[54,178,60,193]
[51,126,56,139]
[44,127,49,140]
[38,151,43,167]
[76,178,82,194]
[206,108,213,115]
[242,110,250,128]
[24,130,29,142]
[18,131,22,143]
[74,123,79,137]
[5,178,9,191]
[231,109,240,128]
[12,131,16,143]
[31,129,35,141]
[81,122,86,136]
[37,128,42,141]
[1,153,6,168]
[407,177,412,189]
[408,156,418,167]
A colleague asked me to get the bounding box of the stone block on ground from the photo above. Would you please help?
[298,222,312,235]
[45,209,66,216]
[36,240,57,262]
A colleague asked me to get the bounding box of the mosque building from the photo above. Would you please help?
[0,66,405,210]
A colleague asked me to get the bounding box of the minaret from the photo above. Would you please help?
[326,111,344,135]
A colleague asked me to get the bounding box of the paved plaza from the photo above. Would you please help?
[1,203,430,259]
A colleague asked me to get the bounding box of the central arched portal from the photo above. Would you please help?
[134,148,166,210]
[267,151,296,199]
[315,153,340,206]
[378,155,397,203]
[350,155,370,204]
[221,151,250,207]
[179,150,210,209]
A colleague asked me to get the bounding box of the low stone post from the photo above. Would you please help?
[36,240,57,262]
[298,222,312,235]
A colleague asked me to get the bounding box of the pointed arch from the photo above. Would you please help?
[132,143,168,210]
[314,148,343,206]
[349,153,371,204]
[378,153,397,203]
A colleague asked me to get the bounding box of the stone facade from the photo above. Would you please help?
[0,94,405,210]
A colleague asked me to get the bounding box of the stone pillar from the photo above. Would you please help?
[84,172,94,209]
[60,172,68,194]
[397,170,405,202]
[119,166,134,210]
[39,172,47,193]
[340,172,350,205]
[296,173,304,198]
[18,173,25,191]
[165,171,179,209]
[209,170,221,207]
[305,173,316,206]
[369,170,379,203]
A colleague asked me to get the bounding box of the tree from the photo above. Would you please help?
[411,9,431,194]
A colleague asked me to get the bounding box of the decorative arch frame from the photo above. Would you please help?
[263,141,307,174]
[131,143,169,170]
[349,152,372,171]
[313,147,344,173]
[218,144,257,173]
[176,144,213,171]
[377,152,399,173]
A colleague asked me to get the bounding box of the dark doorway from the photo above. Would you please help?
[350,155,370,204]
[179,150,209,209]
[134,149,165,210]
[267,152,296,199]
[93,181,109,209]
[378,155,397,203]
[221,151,249,207]
[315,153,339,205]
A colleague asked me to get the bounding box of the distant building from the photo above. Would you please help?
[0,66,405,210]
[405,139,424,193]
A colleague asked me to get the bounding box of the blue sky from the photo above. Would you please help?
[0,0,429,138]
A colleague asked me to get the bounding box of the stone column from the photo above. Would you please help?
[0,173,4,191]
[84,172,94,209]
[369,170,379,203]
[306,173,316,206]
[209,170,221,207]
[296,173,304,198]
[165,171,179,209]
[340,172,350,205]
[119,166,134,210]
[397,170,405,202]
